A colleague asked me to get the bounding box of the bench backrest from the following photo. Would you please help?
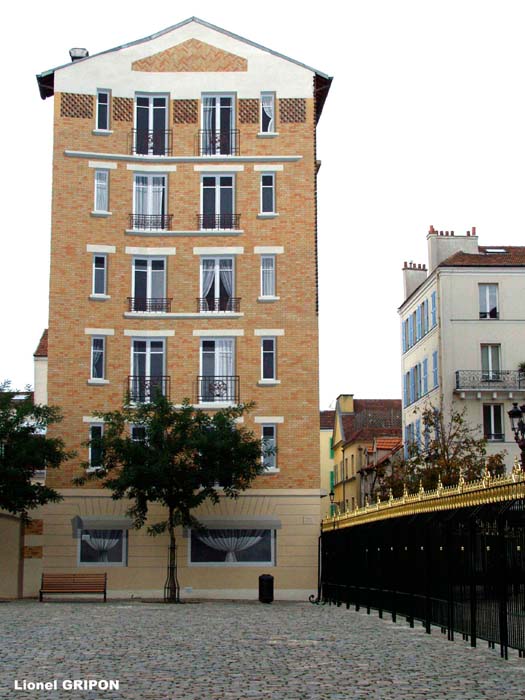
[41,573,107,590]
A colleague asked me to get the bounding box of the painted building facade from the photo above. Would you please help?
[400,226,525,467]
[27,18,332,599]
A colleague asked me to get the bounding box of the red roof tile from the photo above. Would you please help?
[376,437,402,450]
[34,329,48,357]
[440,246,525,267]
[320,410,335,430]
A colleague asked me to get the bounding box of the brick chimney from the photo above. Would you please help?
[402,261,428,299]
[427,224,478,271]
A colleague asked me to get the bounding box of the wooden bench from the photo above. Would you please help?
[39,573,107,602]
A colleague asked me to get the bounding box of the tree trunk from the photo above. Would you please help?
[163,507,180,603]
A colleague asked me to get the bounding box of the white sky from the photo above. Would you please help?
[2,0,525,409]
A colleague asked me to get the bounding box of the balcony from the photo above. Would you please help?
[129,129,173,156]
[127,375,171,403]
[197,130,240,156]
[455,370,525,392]
[195,375,240,404]
[129,214,173,231]
[197,214,241,231]
[128,298,172,313]
[197,297,241,313]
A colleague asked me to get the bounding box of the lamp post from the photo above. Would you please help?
[507,402,525,469]
[329,488,335,517]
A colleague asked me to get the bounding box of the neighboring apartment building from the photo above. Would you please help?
[399,226,525,467]
[331,395,401,512]
[320,410,335,519]
[28,18,332,599]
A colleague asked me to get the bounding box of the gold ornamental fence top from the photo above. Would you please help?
[322,461,525,532]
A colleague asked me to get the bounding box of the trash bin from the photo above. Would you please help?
[258,574,274,603]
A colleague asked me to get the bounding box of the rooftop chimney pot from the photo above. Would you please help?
[69,48,89,62]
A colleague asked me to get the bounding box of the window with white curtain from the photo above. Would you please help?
[133,173,167,229]
[200,257,234,311]
[190,528,274,565]
[260,93,275,133]
[199,338,236,402]
[94,170,109,212]
[262,424,277,470]
[91,337,105,379]
[79,529,127,565]
[479,284,499,319]
[261,256,275,297]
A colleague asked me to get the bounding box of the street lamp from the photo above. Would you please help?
[328,489,335,504]
[508,402,525,469]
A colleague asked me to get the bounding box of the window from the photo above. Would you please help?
[130,339,166,402]
[201,95,236,155]
[479,284,499,319]
[260,93,275,133]
[261,256,276,297]
[135,95,168,155]
[94,170,109,212]
[199,339,237,403]
[483,404,504,441]
[89,424,104,469]
[131,425,146,442]
[432,351,439,388]
[402,320,407,353]
[190,528,275,565]
[261,174,275,213]
[79,529,127,565]
[91,337,105,379]
[329,437,334,458]
[422,357,428,395]
[481,344,501,381]
[92,255,107,296]
[351,455,355,476]
[416,306,422,341]
[261,337,276,380]
[431,291,437,327]
[262,424,277,470]
[131,258,166,312]
[96,90,110,131]
[201,175,236,229]
[133,174,167,230]
[200,257,235,312]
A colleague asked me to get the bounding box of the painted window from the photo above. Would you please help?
[96,90,110,131]
[200,257,234,312]
[132,258,166,311]
[199,339,236,403]
[190,529,275,565]
[133,174,167,229]
[262,424,277,470]
[92,255,107,296]
[201,95,235,155]
[130,339,166,403]
[135,94,168,155]
[91,337,105,380]
[79,529,127,566]
[260,93,276,133]
[201,175,235,230]
[89,424,104,469]
[261,173,276,213]
[479,284,499,319]
[261,256,276,297]
[261,337,276,380]
[131,425,147,442]
[94,170,109,212]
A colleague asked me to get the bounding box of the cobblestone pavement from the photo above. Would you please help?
[1,600,525,700]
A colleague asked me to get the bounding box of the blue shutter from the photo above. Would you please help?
[403,373,408,406]
[416,306,422,340]
[432,351,438,387]
[423,358,428,395]
[431,292,437,327]
[408,315,414,346]
[423,299,429,334]
[404,426,409,458]
[410,368,415,404]
[416,418,421,448]
[417,363,422,399]
[402,320,407,352]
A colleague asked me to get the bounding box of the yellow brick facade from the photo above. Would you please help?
[34,18,331,599]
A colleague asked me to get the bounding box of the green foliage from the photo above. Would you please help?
[0,380,72,516]
[380,406,506,497]
[75,395,266,536]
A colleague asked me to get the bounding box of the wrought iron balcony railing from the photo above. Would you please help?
[197,297,241,313]
[129,214,173,231]
[197,214,240,230]
[127,375,170,403]
[128,298,172,313]
[455,370,525,390]
[129,129,173,156]
[197,129,240,156]
[196,375,240,404]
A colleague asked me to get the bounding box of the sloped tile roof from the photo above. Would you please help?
[34,329,48,357]
[376,437,402,451]
[440,246,525,267]
[320,410,335,430]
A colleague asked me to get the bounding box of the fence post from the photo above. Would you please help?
[497,511,509,660]
[469,516,477,648]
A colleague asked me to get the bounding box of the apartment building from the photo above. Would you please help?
[29,18,332,599]
[400,226,525,466]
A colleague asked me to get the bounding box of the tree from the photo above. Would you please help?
[0,381,72,517]
[75,395,266,602]
[379,406,506,497]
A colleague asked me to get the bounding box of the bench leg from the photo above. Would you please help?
[39,592,43,602]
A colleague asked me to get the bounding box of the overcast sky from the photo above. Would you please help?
[2,0,525,408]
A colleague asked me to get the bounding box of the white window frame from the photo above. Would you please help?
[481,344,501,380]
[188,528,275,567]
[260,255,276,297]
[483,404,504,441]
[78,529,128,567]
[200,174,236,229]
[134,93,169,155]
[262,423,277,471]
[132,173,167,222]
[260,173,276,214]
[92,254,107,296]
[94,169,109,213]
[200,256,235,311]
[261,337,276,380]
[130,424,147,442]
[479,283,499,319]
[132,257,167,301]
[260,92,276,134]
[96,89,110,131]
[200,93,236,155]
[129,338,166,403]
[90,336,105,380]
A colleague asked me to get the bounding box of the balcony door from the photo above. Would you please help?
[201,257,233,311]
[135,95,168,155]
[133,174,166,229]
[201,175,234,229]
[131,339,165,402]
[201,95,234,155]
[132,258,166,312]
[200,339,235,402]
[481,344,500,381]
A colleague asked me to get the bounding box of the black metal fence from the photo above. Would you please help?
[319,500,525,658]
